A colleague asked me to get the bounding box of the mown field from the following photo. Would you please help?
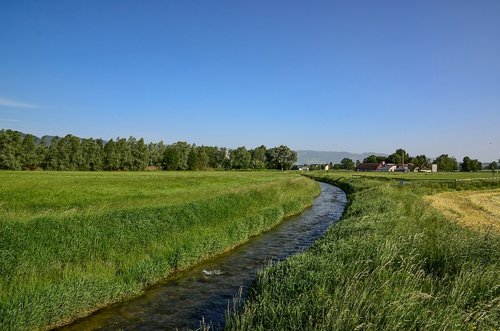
[427,189,500,233]
[227,172,500,330]
[0,171,319,330]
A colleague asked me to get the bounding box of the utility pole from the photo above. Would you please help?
[402,149,405,172]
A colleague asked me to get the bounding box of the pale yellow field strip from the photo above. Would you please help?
[426,189,500,232]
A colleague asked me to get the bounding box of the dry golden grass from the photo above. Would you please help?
[426,189,500,232]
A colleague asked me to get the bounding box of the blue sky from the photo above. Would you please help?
[1,0,499,161]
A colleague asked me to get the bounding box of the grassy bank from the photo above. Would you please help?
[226,173,500,330]
[0,171,319,330]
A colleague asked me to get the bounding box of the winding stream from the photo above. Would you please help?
[61,182,347,330]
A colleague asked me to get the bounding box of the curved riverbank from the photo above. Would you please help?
[226,174,500,330]
[60,182,347,330]
[0,172,319,331]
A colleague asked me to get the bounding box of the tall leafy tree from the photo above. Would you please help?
[0,130,22,169]
[116,138,132,170]
[66,135,83,170]
[363,155,386,163]
[340,158,355,170]
[81,138,104,171]
[251,145,267,169]
[487,161,498,172]
[130,137,149,170]
[461,156,481,172]
[187,146,199,170]
[231,146,251,169]
[103,139,120,170]
[433,154,459,172]
[21,134,38,170]
[266,145,297,170]
[412,154,430,170]
[148,141,166,168]
[386,148,410,165]
[161,142,191,170]
[197,146,210,170]
[36,138,48,168]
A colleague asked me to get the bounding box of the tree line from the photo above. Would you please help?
[0,129,297,171]
[361,148,498,172]
[306,149,498,172]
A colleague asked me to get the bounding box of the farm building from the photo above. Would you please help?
[395,163,413,172]
[379,164,397,172]
[355,162,383,171]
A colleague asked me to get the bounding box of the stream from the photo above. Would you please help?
[61,182,347,330]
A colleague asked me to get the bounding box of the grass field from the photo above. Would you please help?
[227,172,500,330]
[0,171,319,330]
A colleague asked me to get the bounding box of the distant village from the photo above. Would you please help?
[293,161,437,172]
[293,149,500,173]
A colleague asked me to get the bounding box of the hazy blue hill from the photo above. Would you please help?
[296,150,387,165]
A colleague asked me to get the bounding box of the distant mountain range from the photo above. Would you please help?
[296,150,387,165]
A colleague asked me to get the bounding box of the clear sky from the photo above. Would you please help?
[1,0,499,161]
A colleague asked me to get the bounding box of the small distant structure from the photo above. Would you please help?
[379,163,397,172]
[292,164,310,171]
[293,163,329,171]
[356,162,383,172]
[395,163,413,172]
[432,164,438,173]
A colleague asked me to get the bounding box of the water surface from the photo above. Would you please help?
[62,182,346,330]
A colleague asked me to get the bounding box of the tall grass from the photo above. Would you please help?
[0,171,319,330]
[226,174,500,330]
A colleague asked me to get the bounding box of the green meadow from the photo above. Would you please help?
[0,171,319,330]
[227,172,500,330]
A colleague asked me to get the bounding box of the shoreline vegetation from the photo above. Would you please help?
[0,171,319,330]
[226,172,500,330]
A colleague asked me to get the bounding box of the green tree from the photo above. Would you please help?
[162,146,180,170]
[250,145,267,169]
[103,139,120,170]
[66,135,83,170]
[81,138,104,171]
[21,134,38,170]
[340,158,355,170]
[116,138,132,170]
[130,137,149,170]
[266,145,297,170]
[36,138,48,169]
[487,161,498,173]
[363,155,386,163]
[148,141,166,168]
[412,154,430,170]
[197,146,210,170]
[386,149,410,165]
[187,146,199,170]
[0,130,22,169]
[461,156,481,172]
[161,142,191,170]
[231,146,252,169]
[434,154,459,172]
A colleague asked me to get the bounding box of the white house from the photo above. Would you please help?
[379,164,397,172]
